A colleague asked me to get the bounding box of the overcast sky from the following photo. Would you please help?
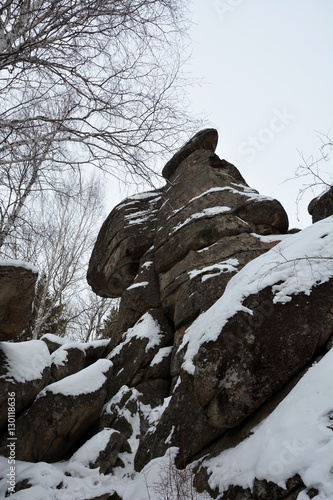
[186,0,333,228]
[108,1,332,230]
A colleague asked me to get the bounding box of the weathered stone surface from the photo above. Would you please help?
[162,128,218,179]
[134,373,223,471]
[84,339,110,367]
[87,189,162,298]
[81,429,131,474]
[0,264,38,341]
[107,309,173,399]
[0,359,112,462]
[134,378,170,407]
[192,279,333,429]
[308,185,333,223]
[50,344,86,383]
[234,197,288,234]
[155,149,287,328]
[108,247,162,351]
[99,386,139,440]
[41,333,67,353]
[0,340,51,433]
[144,346,172,381]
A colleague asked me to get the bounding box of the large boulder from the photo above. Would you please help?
[87,189,162,298]
[179,217,333,429]
[0,262,38,341]
[0,340,51,433]
[308,185,333,223]
[0,359,113,462]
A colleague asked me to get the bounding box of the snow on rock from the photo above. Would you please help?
[50,341,85,367]
[124,208,157,225]
[188,258,239,282]
[172,206,231,234]
[0,340,51,383]
[150,346,173,366]
[126,281,149,290]
[40,333,67,346]
[1,345,332,500]
[204,349,333,500]
[109,312,163,358]
[0,259,38,273]
[70,428,120,467]
[38,358,112,397]
[181,216,333,374]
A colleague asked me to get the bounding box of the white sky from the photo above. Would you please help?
[107,1,332,230]
[186,0,333,228]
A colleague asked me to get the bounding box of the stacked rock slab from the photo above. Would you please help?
[155,148,288,332]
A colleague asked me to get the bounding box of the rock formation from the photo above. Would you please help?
[308,184,333,223]
[0,129,332,500]
[0,262,38,341]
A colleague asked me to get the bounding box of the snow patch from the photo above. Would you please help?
[141,261,153,269]
[0,340,51,383]
[38,359,112,397]
[108,312,163,357]
[150,346,173,366]
[40,333,67,346]
[0,259,38,273]
[70,428,117,466]
[180,217,333,374]
[188,259,239,282]
[127,281,149,290]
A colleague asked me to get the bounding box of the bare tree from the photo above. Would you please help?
[67,292,116,343]
[294,132,332,214]
[0,0,197,340]
[0,0,194,181]
[15,172,106,340]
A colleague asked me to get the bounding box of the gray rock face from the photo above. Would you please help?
[0,359,112,462]
[155,149,287,330]
[0,264,38,341]
[87,189,162,298]
[192,279,333,429]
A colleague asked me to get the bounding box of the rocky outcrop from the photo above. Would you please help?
[192,278,333,429]
[162,128,218,179]
[1,130,332,500]
[0,262,38,341]
[87,189,162,298]
[0,359,113,462]
[154,149,288,330]
[308,185,333,222]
